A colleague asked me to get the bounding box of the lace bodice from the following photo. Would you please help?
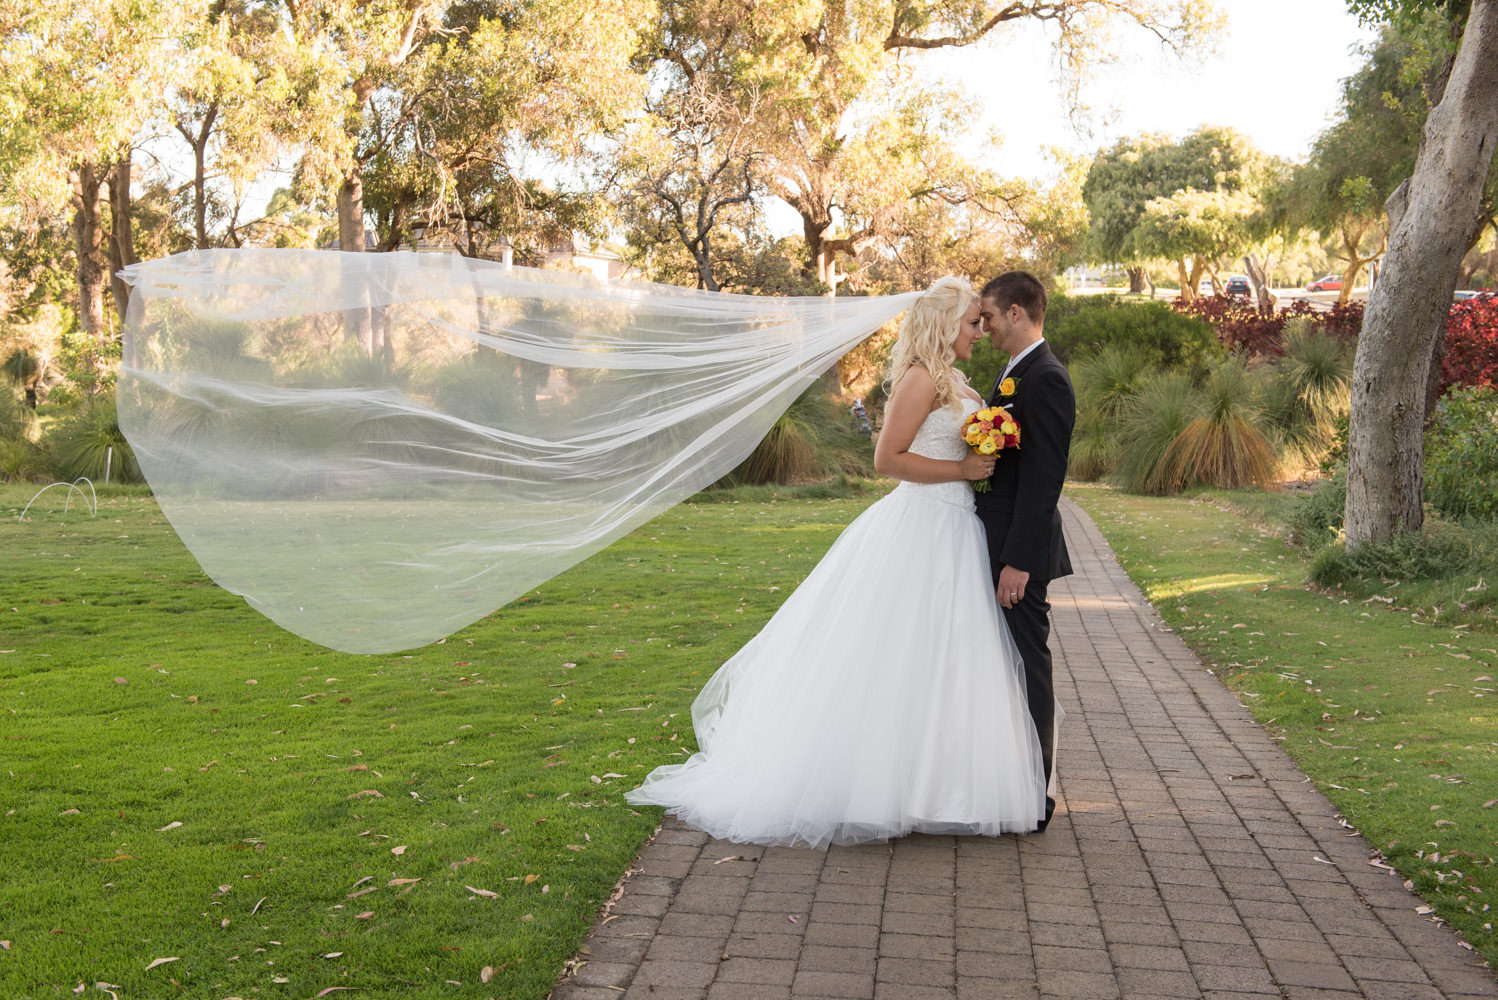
[891,397,980,509]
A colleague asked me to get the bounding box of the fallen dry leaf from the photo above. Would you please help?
[712,855,743,865]
[157,821,182,832]
[481,965,495,983]
[58,809,80,816]
[1483,799,1497,809]
[523,874,539,885]
[387,877,421,887]
[114,678,128,685]
[315,989,353,997]
[1,941,10,950]
[466,886,498,899]
[144,957,179,971]
[355,911,374,920]
[391,845,407,856]
[347,790,383,799]
[346,886,378,900]
[323,951,343,959]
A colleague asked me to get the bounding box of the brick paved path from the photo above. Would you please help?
[550,498,1498,1000]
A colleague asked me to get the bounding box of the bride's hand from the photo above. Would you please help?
[958,450,996,481]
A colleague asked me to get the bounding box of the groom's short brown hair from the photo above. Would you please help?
[981,271,1048,323]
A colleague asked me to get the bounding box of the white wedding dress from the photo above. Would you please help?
[626,398,1046,848]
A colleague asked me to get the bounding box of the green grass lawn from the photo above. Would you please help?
[1070,483,1497,968]
[0,483,868,999]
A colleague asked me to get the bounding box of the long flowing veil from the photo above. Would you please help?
[116,249,916,653]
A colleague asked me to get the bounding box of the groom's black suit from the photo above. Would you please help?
[974,341,1075,822]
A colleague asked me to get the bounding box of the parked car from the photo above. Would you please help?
[1224,275,1251,297]
[1198,278,1215,295]
[1306,274,1343,292]
[1453,289,1496,301]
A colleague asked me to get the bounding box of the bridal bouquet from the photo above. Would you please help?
[960,406,1020,493]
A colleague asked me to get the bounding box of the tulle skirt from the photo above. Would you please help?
[626,484,1046,848]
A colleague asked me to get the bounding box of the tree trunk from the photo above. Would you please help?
[1126,266,1147,294]
[339,170,366,251]
[107,153,137,327]
[71,161,110,356]
[1243,253,1277,315]
[1175,258,1192,301]
[1345,0,1498,546]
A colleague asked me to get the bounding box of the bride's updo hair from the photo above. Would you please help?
[886,276,976,410]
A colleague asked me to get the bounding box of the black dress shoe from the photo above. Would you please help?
[1034,796,1056,833]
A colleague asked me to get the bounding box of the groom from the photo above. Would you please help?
[975,271,1076,832]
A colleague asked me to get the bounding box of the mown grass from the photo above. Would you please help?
[1070,483,1498,968]
[0,483,876,999]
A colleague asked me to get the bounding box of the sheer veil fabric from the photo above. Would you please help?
[117,249,917,653]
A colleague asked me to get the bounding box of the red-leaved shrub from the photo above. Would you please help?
[1442,298,1498,391]
[1172,296,1363,356]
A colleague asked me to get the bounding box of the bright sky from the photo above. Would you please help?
[920,0,1380,181]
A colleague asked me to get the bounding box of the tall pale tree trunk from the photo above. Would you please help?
[70,160,111,357]
[107,152,137,326]
[337,170,376,353]
[338,170,366,251]
[1345,0,1498,545]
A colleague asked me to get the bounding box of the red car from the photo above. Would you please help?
[1306,274,1343,292]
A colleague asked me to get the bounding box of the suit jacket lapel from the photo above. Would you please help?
[990,342,1051,403]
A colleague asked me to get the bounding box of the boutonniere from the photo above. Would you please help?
[997,376,1020,398]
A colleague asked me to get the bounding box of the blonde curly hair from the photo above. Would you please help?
[886,276,976,410]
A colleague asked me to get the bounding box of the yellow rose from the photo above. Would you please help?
[1000,419,1017,435]
[978,439,997,455]
[999,378,1017,396]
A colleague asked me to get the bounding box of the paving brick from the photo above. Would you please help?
[1114,966,1201,998]
[876,956,954,987]
[707,984,791,1000]
[715,956,798,986]
[631,959,719,989]
[804,921,880,950]
[873,985,955,1000]
[957,978,1040,1000]
[647,934,730,964]
[799,945,876,974]
[791,969,876,997]
[724,932,803,960]
[879,932,954,960]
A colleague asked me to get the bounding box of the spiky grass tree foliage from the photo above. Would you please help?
[1264,318,1353,470]
[1069,345,1154,480]
[48,400,142,484]
[0,378,39,442]
[1165,354,1277,490]
[1111,372,1198,495]
[0,388,44,481]
[722,386,873,486]
[3,347,44,408]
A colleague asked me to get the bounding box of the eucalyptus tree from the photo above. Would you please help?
[1343,0,1498,544]
[643,0,1220,294]
[0,0,195,353]
[1083,127,1267,302]
[353,0,650,259]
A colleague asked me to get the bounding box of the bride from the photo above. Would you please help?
[626,277,1046,848]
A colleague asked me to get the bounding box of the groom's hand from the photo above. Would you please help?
[997,566,1029,609]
